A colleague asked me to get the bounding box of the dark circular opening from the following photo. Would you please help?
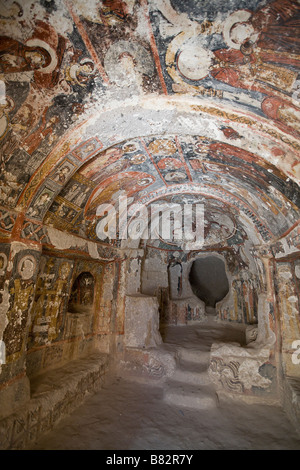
[189,256,229,308]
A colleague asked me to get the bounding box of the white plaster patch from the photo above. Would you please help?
[48,227,91,252]
[70,0,104,24]
[87,242,102,260]
[275,238,298,258]
[177,45,213,81]
[64,97,299,187]
[238,359,271,389]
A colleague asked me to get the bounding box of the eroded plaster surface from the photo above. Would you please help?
[0,0,299,447]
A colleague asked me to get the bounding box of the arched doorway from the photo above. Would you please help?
[189,255,229,315]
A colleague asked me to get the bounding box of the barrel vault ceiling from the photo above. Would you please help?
[0,0,299,251]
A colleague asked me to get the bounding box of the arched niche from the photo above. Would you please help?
[68,272,95,314]
[189,255,229,314]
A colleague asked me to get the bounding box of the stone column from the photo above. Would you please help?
[124,294,162,349]
[256,249,277,348]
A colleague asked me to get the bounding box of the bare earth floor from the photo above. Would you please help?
[30,323,300,451]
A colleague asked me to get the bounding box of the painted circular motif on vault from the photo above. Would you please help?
[157,158,183,170]
[129,154,146,165]
[165,171,187,182]
[136,177,154,186]
[203,210,236,246]
[177,45,213,81]
[122,142,139,153]
[18,255,36,280]
[147,139,177,156]
[222,10,257,50]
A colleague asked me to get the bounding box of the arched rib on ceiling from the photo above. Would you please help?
[22,123,299,249]
[17,98,300,222]
[1,0,299,250]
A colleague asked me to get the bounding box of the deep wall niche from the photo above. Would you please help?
[68,272,95,314]
[189,255,230,314]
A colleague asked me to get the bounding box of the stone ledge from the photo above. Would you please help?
[118,347,176,383]
[208,341,277,396]
[0,353,110,450]
[216,389,281,406]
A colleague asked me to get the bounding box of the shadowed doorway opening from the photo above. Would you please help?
[189,256,229,315]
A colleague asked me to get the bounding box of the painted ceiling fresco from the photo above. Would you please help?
[0,0,299,251]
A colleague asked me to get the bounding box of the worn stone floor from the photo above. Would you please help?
[30,322,300,451]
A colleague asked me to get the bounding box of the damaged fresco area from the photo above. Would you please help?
[27,255,74,349]
[208,349,277,398]
[2,247,40,361]
[0,0,299,220]
[38,134,300,249]
[0,0,299,448]
[0,244,11,359]
[274,258,300,377]
[151,0,300,137]
[0,0,159,212]
[0,5,99,210]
